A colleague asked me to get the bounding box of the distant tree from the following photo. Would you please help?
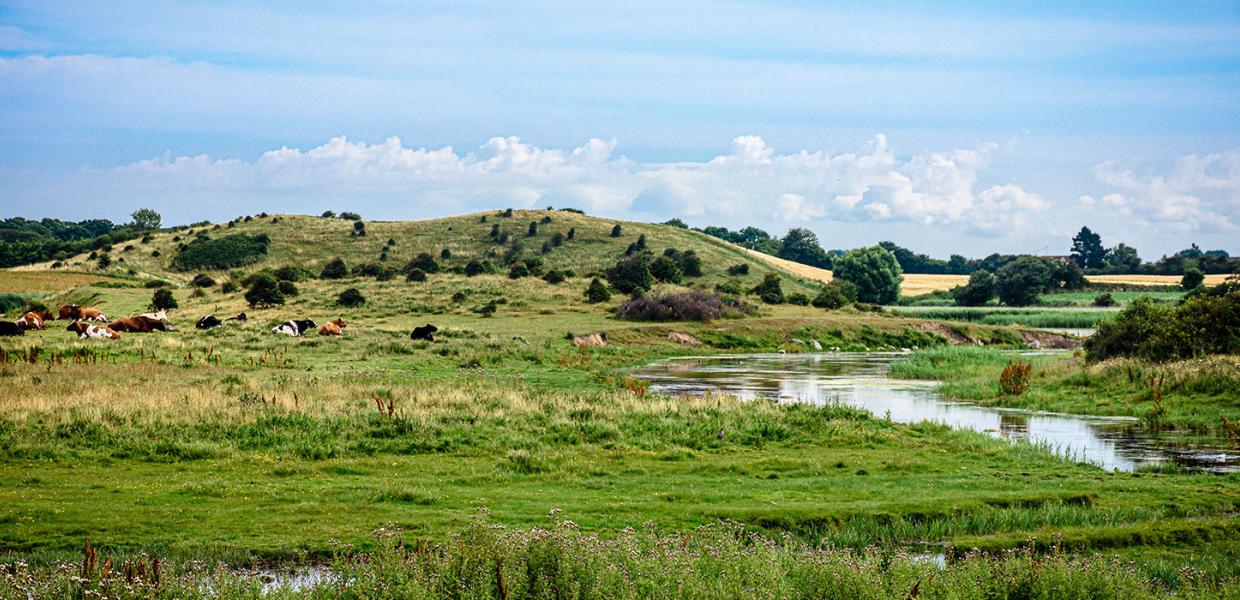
[584,278,612,303]
[625,234,648,256]
[778,228,831,268]
[277,280,299,296]
[1181,268,1205,290]
[149,287,178,311]
[96,253,112,269]
[551,232,565,247]
[464,260,486,277]
[190,273,216,288]
[605,253,653,294]
[832,246,903,305]
[1178,243,1204,259]
[995,256,1052,306]
[1049,260,1087,290]
[339,212,362,221]
[244,273,285,307]
[507,263,530,279]
[663,218,688,228]
[337,288,366,307]
[406,268,427,282]
[405,253,440,274]
[1103,243,1141,272]
[650,255,684,284]
[750,273,784,304]
[951,271,995,306]
[320,257,349,279]
[440,248,452,260]
[321,210,336,218]
[727,264,750,276]
[542,270,566,284]
[130,208,162,230]
[678,249,703,277]
[610,224,623,237]
[1070,226,1105,269]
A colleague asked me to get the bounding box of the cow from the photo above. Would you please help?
[67,321,120,340]
[109,315,176,333]
[409,324,438,341]
[16,312,46,330]
[318,318,347,336]
[225,312,247,322]
[196,315,223,330]
[58,305,107,322]
[0,322,24,336]
[272,319,316,337]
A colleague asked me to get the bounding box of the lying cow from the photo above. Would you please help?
[410,323,438,342]
[0,322,24,336]
[58,305,107,322]
[196,315,223,330]
[109,315,176,333]
[67,321,121,340]
[16,311,47,330]
[140,309,168,321]
[272,319,316,337]
[318,318,347,336]
[227,312,247,322]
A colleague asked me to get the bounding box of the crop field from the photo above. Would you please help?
[0,212,1237,597]
[1086,274,1230,287]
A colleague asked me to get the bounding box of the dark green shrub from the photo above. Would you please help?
[489,224,500,238]
[220,280,238,293]
[727,264,750,276]
[610,224,622,237]
[150,288,178,310]
[715,279,745,295]
[786,292,810,306]
[465,260,486,277]
[606,253,653,294]
[144,279,169,289]
[375,266,398,281]
[337,288,366,307]
[273,265,314,282]
[650,255,683,283]
[678,250,703,277]
[951,271,995,306]
[244,274,284,307]
[406,268,427,282]
[1182,268,1205,290]
[585,278,612,303]
[615,290,754,321]
[190,273,216,288]
[339,212,361,221]
[540,215,552,224]
[508,263,531,279]
[812,280,857,309]
[321,210,335,218]
[543,270,566,284]
[171,234,269,271]
[277,280,299,296]
[995,256,1051,307]
[750,273,784,304]
[1093,293,1117,307]
[833,246,902,305]
[96,253,112,269]
[405,253,440,274]
[625,234,647,256]
[320,257,349,279]
[527,221,538,237]
[541,241,553,254]
[551,232,565,247]
[441,248,451,260]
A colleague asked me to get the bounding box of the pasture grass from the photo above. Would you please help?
[892,306,1115,328]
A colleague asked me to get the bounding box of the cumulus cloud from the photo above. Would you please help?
[1090,151,1240,232]
[11,133,1054,232]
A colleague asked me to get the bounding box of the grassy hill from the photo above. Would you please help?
[28,210,822,296]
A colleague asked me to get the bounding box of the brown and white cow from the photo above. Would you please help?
[67,321,121,340]
[108,315,176,333]
[58,305,107,322]
[16,311,47,330]
[318,318,347,336]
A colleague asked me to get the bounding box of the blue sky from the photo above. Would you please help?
[2,1,1238,258]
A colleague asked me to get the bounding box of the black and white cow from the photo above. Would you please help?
[0,321,24,336]
[409,323,438,341]
[226,312,247,322]
[196,315,223,330]
[272,319,317,337]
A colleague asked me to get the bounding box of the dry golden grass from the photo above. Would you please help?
[740,252,968,295]
[1084,274,1229,287]
[0,269,131,293]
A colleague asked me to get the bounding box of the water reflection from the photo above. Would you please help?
[631,353,1236,473]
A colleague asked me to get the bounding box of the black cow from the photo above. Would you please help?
[226,312,248,322]
[0,321,24,336]
[410,323,438,341]
[196,315,223,330]
[272,319,317,337]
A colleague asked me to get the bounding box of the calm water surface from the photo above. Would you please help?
[630,352,1237,473]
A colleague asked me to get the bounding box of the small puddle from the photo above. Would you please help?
[630,353,1237,473]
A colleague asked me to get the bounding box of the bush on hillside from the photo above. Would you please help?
[625,234,648,256]
[406,268,427,282]
[832,246,903,305]
[244,274,285,308]
[610,224,623,237]
[150,288,178,311]
[727,263,750,276]
[951,271,996,306]
[277,280,299,296]
[584,278,612,303]
[650,255,683,283]
[337,288,366,307]
[339,212,361,221]
[273,265,315,282]
[750,273,784,304]
[464,260,487,277]
[508,263,531,279]
[190,273,216,288]
[615,290,754,322]
[812,279,858,310]
[1093,293,1117,307]
[440,248,452,260]
[1181,268,1205,290]
[144,279,169,289]
[786,292,810,306]
[527,222,538,236]
[405,253,440,274]
[606,253,653,294]
[320,257,349,279]
[715,279,745,296]
[551,232,565,247]
[171,234,269,271]
[542,270,566,284]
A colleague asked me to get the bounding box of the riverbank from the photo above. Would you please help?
[889,347,1240,436]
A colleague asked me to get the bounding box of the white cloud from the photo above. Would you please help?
[1091,151,1240,232]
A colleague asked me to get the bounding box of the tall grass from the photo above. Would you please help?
[4,519,1236,599]
[894,307,1113,328]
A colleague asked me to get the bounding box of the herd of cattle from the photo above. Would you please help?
[0,304,439,342]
